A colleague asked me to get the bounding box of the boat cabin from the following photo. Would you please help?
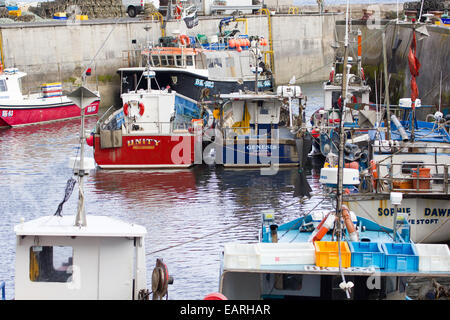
[323,77,371,112]
[14,215,147,300]
[0,68,26,101]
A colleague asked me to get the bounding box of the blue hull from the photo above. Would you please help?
[220,139,299,166]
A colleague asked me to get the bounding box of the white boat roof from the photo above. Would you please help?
[219,92,282,101]
[14,215,147,237]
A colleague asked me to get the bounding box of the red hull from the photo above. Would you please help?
[0,100,100,127]
[93,134,196,169]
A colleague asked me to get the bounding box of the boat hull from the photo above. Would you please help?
[344,196,450,243]
[93,133,196,169]
[0,100,100,127]
[121,69,273,102]
[217,138,299,167]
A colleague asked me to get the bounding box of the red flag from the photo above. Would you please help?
[408,31,421,107]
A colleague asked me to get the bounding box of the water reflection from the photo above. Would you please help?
[0,83,329,300]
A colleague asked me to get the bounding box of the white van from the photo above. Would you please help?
[123,0,150,18]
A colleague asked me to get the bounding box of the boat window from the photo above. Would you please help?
[152,55,161,67]
[29,246,73,283]
[332,91,341,109]
[167,55,175,66]
[0,79,7,92]
[175,55,182,66]
[160,55,168,66]
[225,57,234,67]
[260,107,269,115]
[186,55,194,66]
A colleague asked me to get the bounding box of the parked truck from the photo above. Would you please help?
[123,0,153,17]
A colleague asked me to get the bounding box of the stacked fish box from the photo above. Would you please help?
[53,12,67,20]
[41,83,63,98]
[381,243,419,272]
[223,242,316,269]
[414,244,450,272]
[348,242,385,269]
[314,241,352,268]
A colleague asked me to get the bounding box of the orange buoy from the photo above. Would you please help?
[342,205,358,241]
[345,162,359,170]
[86,134,94,147]
[236,45,242,52]
[228,39,236,48]
[412,167,431,190]
[203,292,228,300]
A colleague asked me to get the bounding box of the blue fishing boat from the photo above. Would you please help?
[207,85,304,168]
[218,170,450,300]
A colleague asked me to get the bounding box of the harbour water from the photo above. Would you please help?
[0,83,331,300]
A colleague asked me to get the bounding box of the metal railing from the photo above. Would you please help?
[374,162,449,194]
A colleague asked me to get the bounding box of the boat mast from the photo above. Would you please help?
[382,30,391,141]
[336,0,351,227]
[335,0,351,299]
[75,88,87,227]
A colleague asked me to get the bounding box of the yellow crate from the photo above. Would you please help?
[8,10,22,17]
[314,241,351,268]
[75,15,89,20]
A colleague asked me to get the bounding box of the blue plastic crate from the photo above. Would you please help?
[348,242,385,269]
[381,243,418,272]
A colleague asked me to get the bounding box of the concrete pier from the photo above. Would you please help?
[0,9,448,107]
[0,14,340,106]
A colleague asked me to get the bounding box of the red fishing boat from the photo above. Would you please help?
[90,70,209,169]
[0,68,100,128]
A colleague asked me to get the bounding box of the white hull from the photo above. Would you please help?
[345,197,450,243]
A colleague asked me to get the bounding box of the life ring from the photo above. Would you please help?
[308,212,336,242]
[123,102,145,117]
[342,205,358,241]
[123,103,129,116]
[178,34,190,46]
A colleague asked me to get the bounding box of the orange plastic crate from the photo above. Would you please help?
[314,241,351,268]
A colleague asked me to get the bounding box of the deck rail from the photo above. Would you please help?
[374,162,449,195]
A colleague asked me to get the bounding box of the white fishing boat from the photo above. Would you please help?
[8,86,173,300]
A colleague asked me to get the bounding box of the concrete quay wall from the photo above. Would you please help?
[0,14,340,106]
[335,21,450,107]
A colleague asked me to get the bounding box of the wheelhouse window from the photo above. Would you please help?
[175,55,182,66]
[186,55,194,66]
[167,55,175,66]
[0,79,7,92]
[29,246,73,283]
[152,55,161,67]
[160,55,168,66]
